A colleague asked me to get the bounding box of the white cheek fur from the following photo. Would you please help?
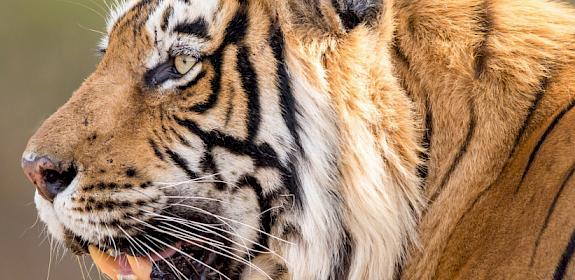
[35,192,65,242]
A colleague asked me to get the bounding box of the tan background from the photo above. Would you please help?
[1,0,575,279]
[1,0,102,279]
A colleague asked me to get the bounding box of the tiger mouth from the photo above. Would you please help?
[86,241,220,280]
[66,230,226,280]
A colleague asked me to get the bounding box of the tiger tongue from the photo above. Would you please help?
[88,245,152,280]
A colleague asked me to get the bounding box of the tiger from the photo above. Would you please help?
[20,0,575,279]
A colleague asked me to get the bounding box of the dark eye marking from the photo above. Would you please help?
[165,148,199,180]
[173,18,210,39]
[177,70,206,91]
[144,60,182,87]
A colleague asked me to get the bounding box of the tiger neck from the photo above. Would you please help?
[272,15,427,280]
[390,0,573,278]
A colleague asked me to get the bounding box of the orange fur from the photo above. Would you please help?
[24,0,575,279]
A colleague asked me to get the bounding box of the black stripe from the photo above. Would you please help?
[280,223,300,238]
[269,25,303,207]
[430,99,476,203]
[417,98,433,182]
[531,163,575,266]
[553,228,575,280]
[441,75,555,275]
[474,1,493,79]
[239,176,274,249]
[225,87,236,125]
[189,9,248,113]
[173,17,210,39]
[177,70,206,91]
[149,139,166,161]
[236,45,261,142]
[330,228,353,279]
[175,116,303,206]
[280,162,303,208]
[451,73,550,208]
[270,25,301,148]
[174,117,281,169]
[511,75,549,160]
[160,6,173,31]
[110,0,156,38]
[516,98,575,193]
[165,148,198,179]
[199,152,226,190]
[169,127,191,147]
[131,0,159,44]
[189,50,223,112]
[440,72,555,277]
[221,7,248,46]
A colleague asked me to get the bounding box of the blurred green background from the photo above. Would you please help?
[2,0,575,279]
[1,0,103,279]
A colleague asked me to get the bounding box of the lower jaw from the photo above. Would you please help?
[151,250,218,280]
[89,244,221,280]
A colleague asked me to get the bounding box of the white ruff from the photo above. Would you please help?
[280,49,347,279]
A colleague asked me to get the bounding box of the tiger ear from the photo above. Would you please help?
[331,0,384,31]
[271,0,385,38]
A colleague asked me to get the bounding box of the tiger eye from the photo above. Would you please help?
[174,55,196,75]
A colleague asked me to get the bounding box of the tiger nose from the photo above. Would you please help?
[21,154,77,202]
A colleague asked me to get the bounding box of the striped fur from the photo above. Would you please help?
[25,0,420,279]
[23,0,575,279]
[391,0,575,279]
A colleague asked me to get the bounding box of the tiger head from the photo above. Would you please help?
[22,0,422,279]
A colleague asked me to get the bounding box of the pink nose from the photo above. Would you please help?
[22,155,77,202]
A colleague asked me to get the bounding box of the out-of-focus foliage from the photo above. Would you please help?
[0,1,101,279]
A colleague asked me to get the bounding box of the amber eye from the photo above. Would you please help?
[174,55,196,75]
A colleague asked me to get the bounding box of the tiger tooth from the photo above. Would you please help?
[107,249,121,258]
[126,255,152,280]
[88,245,122,280]
[89,246,152,280]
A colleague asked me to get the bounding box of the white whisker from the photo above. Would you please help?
[137,235,187,280]
[144,211,287,263]
[259,205,284,216]
[155,224,273,280]
[117,226,151,261]
[143,234,231,280]
[47,237,54,280]
[172,203,294,245]
[122,226,186,280]
[56,0,105,19]
[76,256,87,280]
[143,208,288,260]
[78,24,107,36]
[155,173,223,188]
[130,217,230,279]
[163,196,229,204]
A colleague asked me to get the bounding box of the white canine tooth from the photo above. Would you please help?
[107,249,120,257]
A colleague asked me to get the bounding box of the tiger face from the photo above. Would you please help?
[23,0,307,279]
[23,0,424,279]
